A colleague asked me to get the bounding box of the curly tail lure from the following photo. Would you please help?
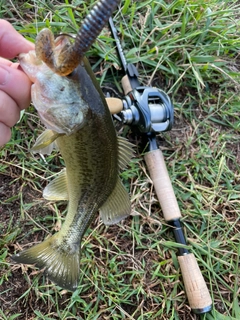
[35,0,121,76]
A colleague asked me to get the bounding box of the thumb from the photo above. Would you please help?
[0,63,32,110]
[0,19,34,59]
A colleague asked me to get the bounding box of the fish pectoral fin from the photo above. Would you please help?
[31,129,62,154]
[12,233,80,291]
[118,136,135,170]
[100,177,131,225]
[43,169,69,201]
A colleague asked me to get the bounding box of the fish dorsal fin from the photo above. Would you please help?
[31,129,62,154]
[118,136,135,170]
[99,177,131,225]
[43,169,69,201]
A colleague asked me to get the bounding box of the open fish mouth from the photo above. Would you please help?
[35,0,121,76]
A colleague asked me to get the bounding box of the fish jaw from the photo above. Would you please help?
[19,50,89,135]
[18,51,42,83]
[31,77,87,134]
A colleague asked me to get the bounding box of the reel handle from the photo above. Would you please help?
[106,97,123,114]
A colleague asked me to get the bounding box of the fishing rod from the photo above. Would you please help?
[107,17,212,314]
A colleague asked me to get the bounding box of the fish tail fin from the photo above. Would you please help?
[12,234,80,291]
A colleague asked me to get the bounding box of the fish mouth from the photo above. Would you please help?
[18,50,41,82]
[35,0,121,76]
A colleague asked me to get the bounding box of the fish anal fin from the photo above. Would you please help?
[118,136,135,170]
[43,169,68,201]
[12,233,80,291]
[31,129,62,154]
[100,177,131,225]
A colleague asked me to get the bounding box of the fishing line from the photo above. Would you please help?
[115,2,150,85]
[116,1,181,92]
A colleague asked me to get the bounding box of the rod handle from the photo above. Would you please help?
[144,149,212,313]
[178,253,212,313]
[144,149,182,221]
[121,74,133,95]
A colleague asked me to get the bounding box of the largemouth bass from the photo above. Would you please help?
[12,0,133,291]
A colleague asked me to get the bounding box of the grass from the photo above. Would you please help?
[0,0,239,319]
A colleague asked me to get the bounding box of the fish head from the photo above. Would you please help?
[19,38,89,135]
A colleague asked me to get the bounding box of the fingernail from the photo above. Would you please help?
[0,66,10,86]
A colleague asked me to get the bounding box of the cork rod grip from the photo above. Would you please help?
[144,149,181,221]
[144,149,212,313]
[178,254,212,312]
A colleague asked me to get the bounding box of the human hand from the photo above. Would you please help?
[0,19,34,147]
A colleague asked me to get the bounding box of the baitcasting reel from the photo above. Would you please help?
[119,86,174,134]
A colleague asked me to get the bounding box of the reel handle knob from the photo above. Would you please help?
[105,97,123,114]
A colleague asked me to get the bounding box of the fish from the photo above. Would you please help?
[12,0,133,291]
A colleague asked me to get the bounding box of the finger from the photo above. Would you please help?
[0,19,34,59]
[0,57,13,67]
[0,91,20,127]
[0,57,23,73]
[0,122,11,147]
[0,63,32,110]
